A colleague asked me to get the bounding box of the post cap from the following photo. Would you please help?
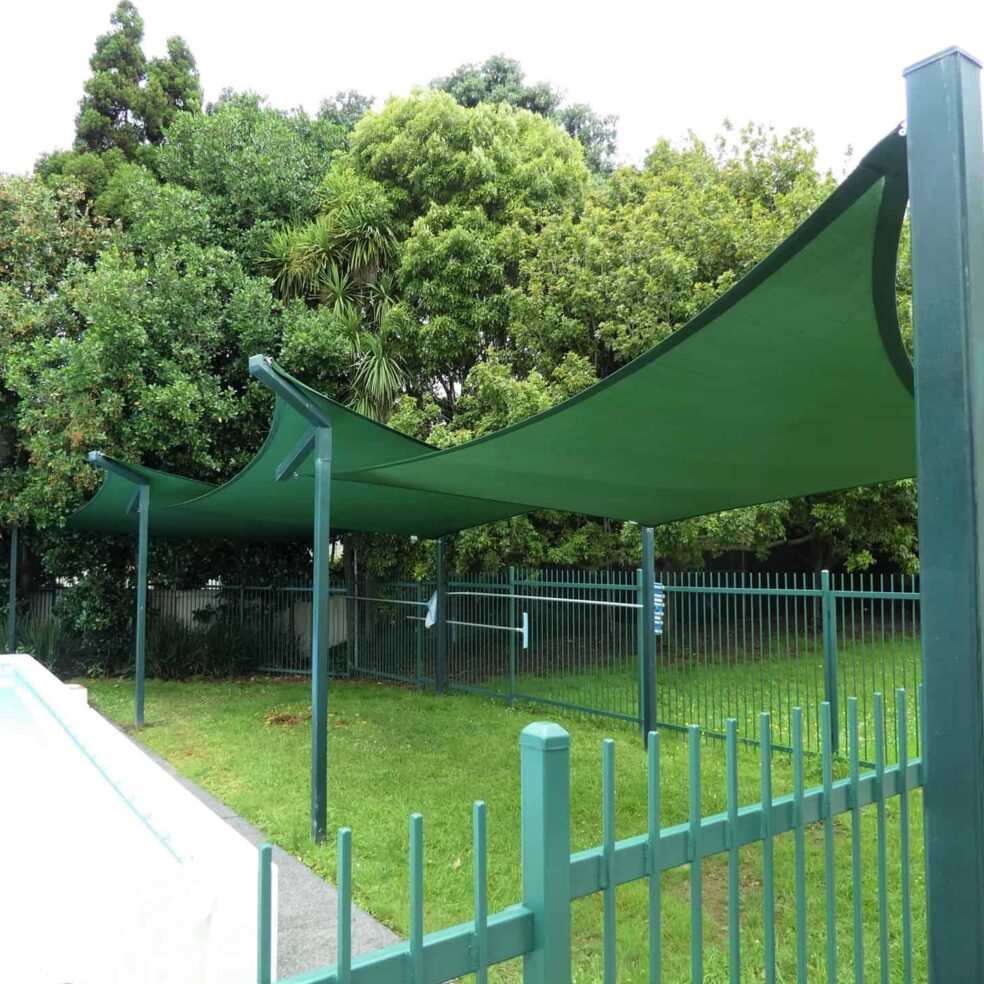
[520,721,571,750]
[904,46,982,76]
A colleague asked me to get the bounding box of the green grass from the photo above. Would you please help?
[86,677,924,983]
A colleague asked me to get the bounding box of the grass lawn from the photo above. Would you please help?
[87,677,924,983]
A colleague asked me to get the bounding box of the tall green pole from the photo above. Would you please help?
[904,46,984,982]
[435,536,448,695]
[641,526,657,743]
[311,424,332,842]
[134,485,149,729]
[6,526,18,653]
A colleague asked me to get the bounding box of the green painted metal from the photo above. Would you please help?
[86,452,152,728]
[520,721,571,984]
[725,718,740,984]
[338,828,352,984]
[791,707,807,984]
[688,724,702,982]
[409,813,424,984]
[473,801,488,984]
[848,698,864,984]
[641,527,657,742]
[601,739,616,983]
[508,565,517,707]
[135,483,149,730]
[821,570,839,753]
[904,46,984,984]
[874,692,889,984]
[646,730,660,984]
[311,425,332,842]
[821,702,836,984]
[257,843,273,984]
[273,697,924,984]
[435,539,448,696]
[897,690,913,984]
[6,526,17,653]
[760,713,775,984]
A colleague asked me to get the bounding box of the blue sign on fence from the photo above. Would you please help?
[654,583,665,636]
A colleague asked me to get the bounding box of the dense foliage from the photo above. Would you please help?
[0,3,918,674]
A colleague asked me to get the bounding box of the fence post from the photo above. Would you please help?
[820,569,839,754]
[6,526,17,653]
[414,581,423,687]
[905,46,984,982]
[257,843,273,984]
[641,527,657,744]
[520,721,571,984]
[508,565,517,707]
[435,537,448,695]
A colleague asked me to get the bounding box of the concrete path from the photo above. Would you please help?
[139,745,399,978]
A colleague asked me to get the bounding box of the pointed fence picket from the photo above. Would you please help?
[257,689,922,983]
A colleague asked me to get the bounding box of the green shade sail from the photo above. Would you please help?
[68,129,914,542]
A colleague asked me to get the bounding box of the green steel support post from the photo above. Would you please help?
[347,574,356,677]
[820,569,839,753]
[508,564,517,707]
[636,568,645,733]
[414,581,423,687]
[641,527,657,744]
[86,453,152,728]
[520,722,571,984]
[248,355,336,842]
[134,484,149,730]
[6,526,17,653]
[311,425,332,842]
[435,537,448,695]
[904,46,984,982]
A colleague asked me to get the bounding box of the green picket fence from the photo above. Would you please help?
[257,691,922,983]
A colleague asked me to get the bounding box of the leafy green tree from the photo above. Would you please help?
[433,55,560,115]
[74,1,200,158]
[319,91,375,130]
[434,54,618,174]
[267,170,404,420]
[157,92,344,264]
[342,91,588,412]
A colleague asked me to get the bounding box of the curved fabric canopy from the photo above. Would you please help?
[69,129,915,542]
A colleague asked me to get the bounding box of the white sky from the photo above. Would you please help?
[2,0,983,177]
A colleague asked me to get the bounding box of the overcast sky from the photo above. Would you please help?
[2,0,983,178]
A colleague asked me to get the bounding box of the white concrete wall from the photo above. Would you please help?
[0,654,275,984]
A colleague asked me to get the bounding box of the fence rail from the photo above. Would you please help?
[258,691,922,983]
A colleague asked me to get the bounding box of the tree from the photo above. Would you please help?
[267,170,404,421]
[157,92,344,265]
[342,91,589,412]
[433,55,560,116]
[318,91,375,131]
[74,1,201,158]
[434,54,619,174]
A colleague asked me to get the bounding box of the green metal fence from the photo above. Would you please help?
[257,691,923,983]
[18,567,920,760]
[342,569,919,761]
